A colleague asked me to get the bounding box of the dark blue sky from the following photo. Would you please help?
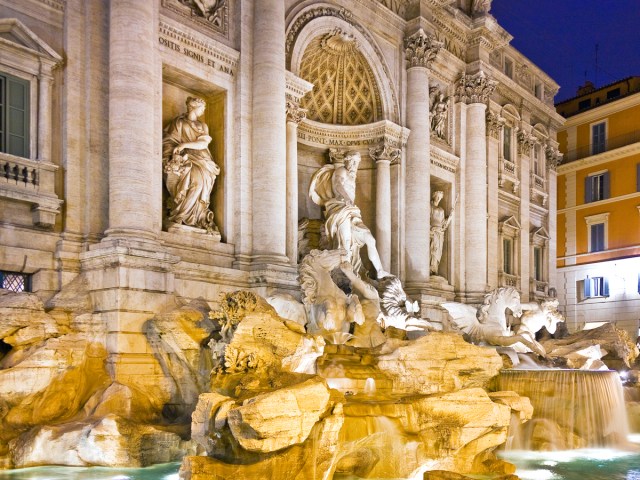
[491,0,640,102]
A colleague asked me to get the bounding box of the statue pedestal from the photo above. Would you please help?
[166,222,221,242]
[406,277,456,331]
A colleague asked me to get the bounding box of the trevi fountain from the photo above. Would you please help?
[0,150,638,479]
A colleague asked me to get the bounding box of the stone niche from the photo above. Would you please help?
[430,177,455,282]
[161,75,226,240]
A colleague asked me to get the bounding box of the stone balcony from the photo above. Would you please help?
[0,152,63,229]
[499,271,520,289]
[498,158,520,194]
[529,172,548,206]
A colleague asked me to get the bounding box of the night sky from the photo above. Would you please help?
[490,0,640,103]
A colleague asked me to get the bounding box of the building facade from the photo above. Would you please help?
[0,0,561,389]
[556,77,640,338]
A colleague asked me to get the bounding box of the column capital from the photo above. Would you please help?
[455,70,497,104]
[545,146,562,171]
[285,99,307,124]
[370,142,401,165]
[517,130,536,156]
[404,29,442,69]
[485,111,505,140]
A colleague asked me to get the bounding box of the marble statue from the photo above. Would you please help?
[162,97,220,234]
[180,0,226,24]
[309,151,389,279]
[429,191,457,276]
[515,298,565,356]
[471,0,491,15]
[430,92,449,140]
[299,249,364,344]
[442,287,548,356]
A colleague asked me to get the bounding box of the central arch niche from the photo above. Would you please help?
[299,30,383,126]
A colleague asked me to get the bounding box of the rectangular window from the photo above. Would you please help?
[591,122,606,155]
[584,171,610,202]
[590,223,605,252]
[607,88,620,100]
[503,126,512,161]
[533,144,541,176]
[584,276,609,298]
[503,238,513,274]
[504,58,513,79]
[0,271,31,292]
[578,99,591,110]
[533,247,542,281]
[0,72,30,158]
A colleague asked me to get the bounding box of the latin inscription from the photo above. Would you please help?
[297,131,402,148]
[159,36,235,76]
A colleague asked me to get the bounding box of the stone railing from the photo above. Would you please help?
[498,158,520,194]
[529,172,548,206]
[499,271,519,289]
[531,279,548,296]
[0,152,62,228]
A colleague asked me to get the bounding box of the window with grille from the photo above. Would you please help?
[0,271,31,292]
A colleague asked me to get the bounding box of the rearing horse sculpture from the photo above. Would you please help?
[299,249,364,344]
[442,287,548,356]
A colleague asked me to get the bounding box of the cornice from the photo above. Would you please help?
[561,91,640,128]
[557,141,640,175]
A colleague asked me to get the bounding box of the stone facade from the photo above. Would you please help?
[0,0,562,385]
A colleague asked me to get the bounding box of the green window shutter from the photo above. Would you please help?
[4,74,29,158]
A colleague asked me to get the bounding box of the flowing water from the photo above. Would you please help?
[497,369,630,450]
[0,462,181,479]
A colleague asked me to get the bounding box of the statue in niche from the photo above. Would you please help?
[430,91,449,140]
[162,96,220,235]
[429,191,457,276]
[309,151,389,280]
[180,0,226,25]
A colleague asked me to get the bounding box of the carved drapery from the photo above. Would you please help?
[455,71,497,104]
[486,111,504,140]
[404,29,442,69]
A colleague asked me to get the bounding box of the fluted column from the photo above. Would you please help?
[251,0,287,262]
[285,100,306,265]
[370,143,401,271]
[486,111,504,290]
[107,0,158,239]
[456,71,497,296]
[404,29,442,287]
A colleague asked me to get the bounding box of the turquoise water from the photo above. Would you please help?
[0,462,181,480]
[501,449,640,480]
[1,453,640,479]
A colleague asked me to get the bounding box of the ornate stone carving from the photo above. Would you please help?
[429,88,449,140]
[299,30,382,125]
[286,100,307,124]
[471,0,492,16]
[544,86,559,106]
[162,0,228,36]
[369,143,401,164]
[486,111,505,139]
[545,146,562,171]
[517,131,536,156]
[489,50,502,68]
[404,29,443,69]
[162,97,220,235]
[516,64,531,87]
[455,71,497,104]
[309,151,389,279]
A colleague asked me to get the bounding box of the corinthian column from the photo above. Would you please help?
[251,0,287,262]
[285,100,306,265]
[404,29,442,288]
[107,0,159,239]
[456,71,497,298]
[370,143,401,271]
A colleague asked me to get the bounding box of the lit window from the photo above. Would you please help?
[585,171,609,202]
[584,276,608,298]
[591,122,606,155]
[0,271,31,292]
[503,238,513,274]
[0,72,30,158]
[503,125,512,161]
